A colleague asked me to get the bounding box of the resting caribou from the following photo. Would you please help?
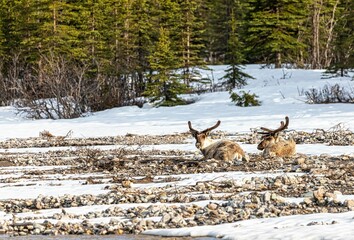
[188,120,249,162]
[257,116,296,157]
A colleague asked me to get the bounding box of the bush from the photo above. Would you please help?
[230,91,261,107]
[305,84,354,104]
[159,98,187,107]
[14,54,93,119]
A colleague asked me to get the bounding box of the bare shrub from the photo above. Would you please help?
[0,52,29,105]
[305,84,354,104]
[78,146,131,171]
[7,50,145,119]
[15,53,95,119]
[0,60,6,105]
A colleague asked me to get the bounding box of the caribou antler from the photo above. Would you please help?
[188,121,199,136]
[258,116,289,136]
[256,116,295,157]
[188,120,221,136]
[201,120,221,134]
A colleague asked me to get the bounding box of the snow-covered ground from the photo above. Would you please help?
[1,65,353,139]
[144,211,354,240]
[0,65,353,239]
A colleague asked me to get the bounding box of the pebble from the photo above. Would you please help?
[0,132,353,236]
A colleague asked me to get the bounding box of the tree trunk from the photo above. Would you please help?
[324,0,339,68]
[311,0,323,69]
[275,52,281,68]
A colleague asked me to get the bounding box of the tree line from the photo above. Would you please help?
[0,0,352,118]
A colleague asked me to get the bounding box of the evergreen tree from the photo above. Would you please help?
[151,0,181,56]
[78,0,142,110]
[326,0,353,76]
[0,1,29,102]
[203,0,234,63]
[76,0,109,62]
[0,1,5,57]
[119,0,151,99]
[45,1,80,56]
[1,0,37,60]
[222,5,253,90]
[0,0,352,114]
[245,0,308,68]
[106,0,153,88]
[144,27,188,106]
[177,0,206,85]
[15,0,82,61]
[132,0,156,96]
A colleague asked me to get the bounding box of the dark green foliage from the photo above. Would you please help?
[0,2,5,57]
[144,27,189,107]
[325,0,354,77]
[222,65,253,90]
[245,0,308,67]
[221,2,254,90]
[0,0,351,117]
[178,0,206,85]
[230,91,261,107]
[203,0,236,63]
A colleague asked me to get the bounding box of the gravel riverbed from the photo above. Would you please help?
[0,130,353,237]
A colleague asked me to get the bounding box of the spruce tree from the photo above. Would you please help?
[104,0,146,104]
[132,0,156,96]
[16,0,82,60]
[245,0,308,68]
[0,0,5,57]
[203,0,234,63]
[222,1,253,91]
[144,27,188,107]
[177,0,206,85]
[326,0,354,76]
[2,0,39,61]
[73,4,110,57]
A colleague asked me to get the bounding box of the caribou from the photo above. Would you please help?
[188,120,249,162]
[257,116,296,157]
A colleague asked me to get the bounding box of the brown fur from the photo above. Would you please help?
[188,121,248,162]
[202,140,247,161]
[257,136,296,157]
[257,116,296,158]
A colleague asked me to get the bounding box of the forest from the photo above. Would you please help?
[0,0,353,118]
